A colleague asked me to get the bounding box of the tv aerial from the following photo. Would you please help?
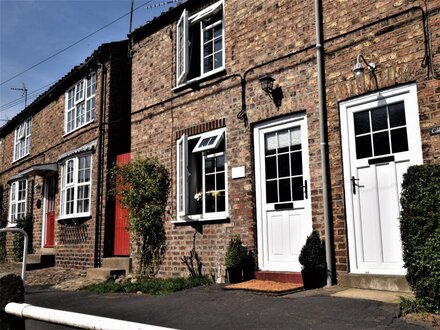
[11,83,28,108]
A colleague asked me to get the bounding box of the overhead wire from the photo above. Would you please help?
[0,0,181,87]
[0,0,182,117]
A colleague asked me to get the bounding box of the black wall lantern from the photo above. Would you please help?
[259,75,283,108]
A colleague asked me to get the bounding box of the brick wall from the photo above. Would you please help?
[0,41,130,269]
[129,0,440,280]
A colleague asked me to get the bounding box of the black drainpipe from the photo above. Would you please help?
[94,60,106,268]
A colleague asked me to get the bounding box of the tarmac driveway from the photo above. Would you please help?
[24,285,425,329]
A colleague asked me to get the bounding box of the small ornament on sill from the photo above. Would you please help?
[194,191,203,202]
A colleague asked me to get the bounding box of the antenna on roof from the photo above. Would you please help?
[129,0,135,34]
[11,83,28,109]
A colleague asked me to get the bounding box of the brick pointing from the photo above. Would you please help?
[129,0,440,280]
[0,42,130,269]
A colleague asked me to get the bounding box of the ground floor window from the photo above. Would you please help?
[9,179,27,225]
[60,154,92,218]
[176,128,228,221]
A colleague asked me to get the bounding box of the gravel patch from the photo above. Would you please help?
[0,262,104,291]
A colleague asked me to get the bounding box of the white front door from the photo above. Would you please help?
[254,114,312,272]
[340,84,423,275]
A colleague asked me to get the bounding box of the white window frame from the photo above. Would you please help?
[175,0,225,87]
[59,154,92,219]
[65,73,96,134]
[192,128,224,153]
[8,179,27,226]
[13,118,32,162]
[175,128,228,222]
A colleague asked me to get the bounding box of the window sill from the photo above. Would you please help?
[172,215,229,224]
[172,67,226,92]
[57,214,91,225]
[63,120,95,138]
[6,223,17,228]
[11,153,30,164]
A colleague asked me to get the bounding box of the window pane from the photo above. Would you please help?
[216,173,225,190]
[371,107,388,131]
[278,154,290,177]
[206,174,215,191]
[290,128,301,147]
[373,131,390,156]
[265,133,277,155]
[203,28,213,41]
[279,178,291,202]
[355,135,372,159]
[391,128,409,153]
[265,156,277,179]
[214,38,222,52]
[205,193,215,213]
[205,158,215,173]
[389,102,406,127]
[290,151,303,176]
[292,177,304,201]
[354,111,370,135]
[217,193,225,212]
[216,155,225,171]
[204,42,213,57]
[278,130,290,153]
[214,51,222,69]
[266,180,278,203]
[204,56,213,73]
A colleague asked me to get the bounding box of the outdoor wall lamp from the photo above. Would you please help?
[259,75,283,108]
[353,54,378,89]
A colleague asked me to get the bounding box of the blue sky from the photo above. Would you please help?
[0,0,179,126]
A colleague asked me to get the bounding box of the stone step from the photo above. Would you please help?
[255,271,303,284]
[13,253,55,270]
[102,257,131,274]
[87,267,126,281]
[338,273,412,292]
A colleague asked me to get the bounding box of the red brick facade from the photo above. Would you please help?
[0,41,130,268]
[1,0,438,281]
[129,0,440,280]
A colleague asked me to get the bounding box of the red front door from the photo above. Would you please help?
[114,153,131,256]
[44,176,56,248]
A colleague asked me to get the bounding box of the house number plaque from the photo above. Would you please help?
[429,125,440,136]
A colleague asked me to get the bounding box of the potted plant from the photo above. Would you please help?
[225,236,247,283]
[299,231,327,289]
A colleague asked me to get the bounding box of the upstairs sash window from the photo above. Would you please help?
[65,73,96,133]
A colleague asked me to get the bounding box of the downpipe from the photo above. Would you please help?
[5,303,173,330]
[314,0,335,286]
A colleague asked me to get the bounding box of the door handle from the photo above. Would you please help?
[302,180,308,199]
[351,176,360,194]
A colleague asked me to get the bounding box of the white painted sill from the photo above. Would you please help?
[62,120,95,138]
[172,215,229,224]
[172,67,226,91]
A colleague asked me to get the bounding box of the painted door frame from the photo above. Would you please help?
[42,174,56,248]
[340,83,423,275]
[254,113,312,272]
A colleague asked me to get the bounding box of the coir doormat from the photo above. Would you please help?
[224,279,303,295]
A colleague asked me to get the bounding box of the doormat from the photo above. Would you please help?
[224,279,303,296]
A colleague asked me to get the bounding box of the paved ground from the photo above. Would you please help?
[23,285,429,330]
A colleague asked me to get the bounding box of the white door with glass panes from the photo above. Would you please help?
[254,114,312,272]
[340,84,423,275]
